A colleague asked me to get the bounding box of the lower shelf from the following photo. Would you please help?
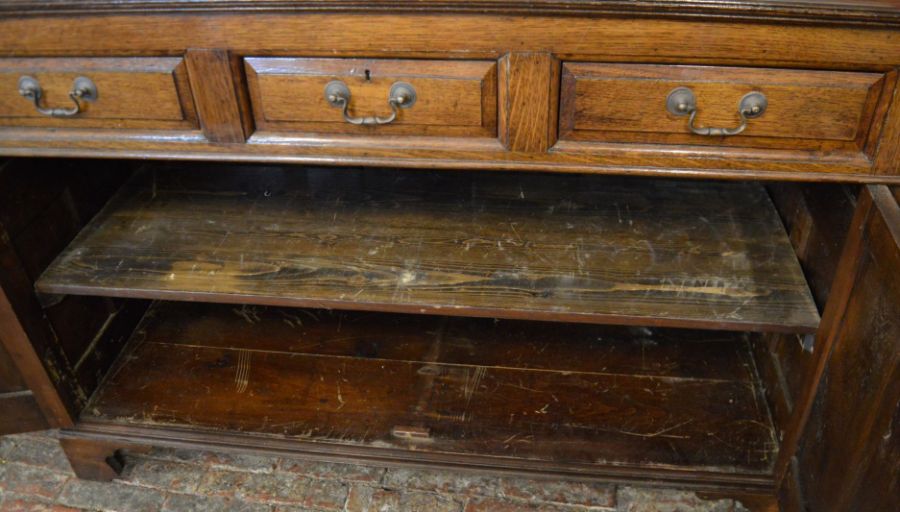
[83,301,776,485]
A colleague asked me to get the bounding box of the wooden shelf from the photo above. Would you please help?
[84,301,777,479]
[37,164,819,333]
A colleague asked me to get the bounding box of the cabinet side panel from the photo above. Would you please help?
[795,186,900,512]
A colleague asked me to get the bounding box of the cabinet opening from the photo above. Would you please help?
[0,157,856,487]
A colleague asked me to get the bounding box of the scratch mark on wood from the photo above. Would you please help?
[235,349,251,393]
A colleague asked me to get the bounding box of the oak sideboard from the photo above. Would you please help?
[0,2,898,511]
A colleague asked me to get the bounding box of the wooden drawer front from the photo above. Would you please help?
[0,58,197,130]
[560,63,887,155]
[245,58,497,138]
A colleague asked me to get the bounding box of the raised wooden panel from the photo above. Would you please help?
[559,63,887,159]
[185,49,249,143]
[0,58,198,130]
[874,70,900,175]
[498,53,559,152]
[245,57,497,138]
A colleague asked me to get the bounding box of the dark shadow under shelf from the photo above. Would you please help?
[36,164,819,333]
[83,301,777,479]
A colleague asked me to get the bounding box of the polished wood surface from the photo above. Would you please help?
[246,58,497,138]
[499,53,559,152]
[86,300,777,479]
[185,49,250,143]
[559,64,886,155]
[36,165,819,332]
[875,70,900,176]
[0,58,198,131]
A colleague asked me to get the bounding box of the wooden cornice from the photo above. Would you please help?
[1,0,900,27]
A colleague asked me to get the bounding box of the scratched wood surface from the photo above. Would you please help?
[36,164,819,332]
[86,301,777,474]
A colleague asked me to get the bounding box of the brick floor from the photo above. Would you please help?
[0,431,757,512]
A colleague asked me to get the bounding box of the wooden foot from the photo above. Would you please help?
[59,437,148,481]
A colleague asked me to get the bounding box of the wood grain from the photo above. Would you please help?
[36,164,820,332]
[0,266,75,428]
[3,0,900,27]
[246,57,497,138]
[499,53,559,152]
[0,130,890,181]
[1,14,898,70]
[0,392,49,435]
[0,341,27,393]
[0,12,896,177]
[0,57,198,131]
[86,300,777,476]
[875,70,900,175]
[185,49,248,143]
[140,301,759,382]
[770,185,875,484]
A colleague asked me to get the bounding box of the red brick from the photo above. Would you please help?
[0,497,84,512]
[196,469,347,508]
[147,447,278,473]
[616,487,736,512]
[278,458,384,483]
[162,493,271,512]
[382,468,498,496]
[465,497,585,512]
[0,463,69,499]
[343,484,376,511]
[498,477,615,508]
[125,456,204,492]
[361,488,464,512]
[57,479,166,512]
[291,477,348,511]
[196,469,290,501]
[0,435,72,473]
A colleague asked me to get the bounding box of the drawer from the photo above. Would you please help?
[559,63,887,156]
[245,58,498,138]
[0,58,198,131]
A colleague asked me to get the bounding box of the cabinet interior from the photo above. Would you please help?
[0,157,856,489]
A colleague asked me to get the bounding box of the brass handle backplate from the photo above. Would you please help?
[18,76,98,118]
[666,87,767,137]
[324,80,417,126]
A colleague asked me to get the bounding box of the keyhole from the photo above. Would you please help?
[364,69,371,81]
